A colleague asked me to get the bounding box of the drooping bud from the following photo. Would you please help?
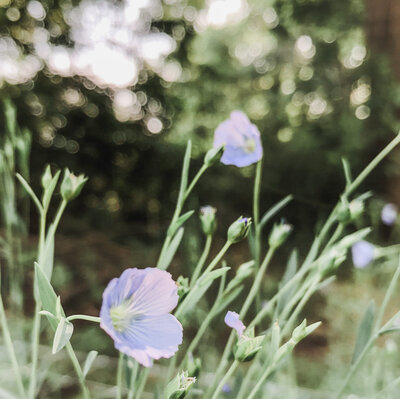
[60,168,88,202]
[165,371,196,399]
[199,206,217,236]
[204,145,224,167]
[227,217,252,243]
[268,222,292,249]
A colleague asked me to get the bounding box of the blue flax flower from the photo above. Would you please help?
[351,241,375,269]
[214,111,263,167]
[100,268,183,367]
[224,311,245,336]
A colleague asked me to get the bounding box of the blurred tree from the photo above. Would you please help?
[0,0,399,243]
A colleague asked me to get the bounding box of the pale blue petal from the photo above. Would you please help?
[224,311,245,336]
[213,110,263,168]
[128,268,179,316]
[381,203,397,226]
[351,241,375,269]
[114,314,183,367]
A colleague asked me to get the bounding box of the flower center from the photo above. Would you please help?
[244,138,256,153]
[110,301,133,332]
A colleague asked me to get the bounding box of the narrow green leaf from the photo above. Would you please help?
[16,173,43,213]
[277,250,298,314]
[39,230,55,279]
[198,267,230,286]
[52,317,74,354]
[259,195,293,230]
[167,210,194,237]
[83,351,98,378]
[282,250,298,285]
[178,267,230,317]
[352,300,375,364]
[42,170,61,211]
[159,227,184,270]
[35,262,64,330]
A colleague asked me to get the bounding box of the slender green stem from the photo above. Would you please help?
[0,290,26,398]
[66,315,101,323]
[253,161,262,310]
[28,302,41,399]
[175,240,232,319]
[66,342,91,399]
[211,360,239,399]
[281,275,320,337]
[240,246,275,319]
[202,240,232,276]
[165,356,177,385]
[127,361,139,399]
[334,337,375,399]
[206,247,275,397]
[134,368,149,399]
[325,224,344,249]
[190,235,212,287]
[116,352,124,399]
[334,256,400,399]
[345,133,400,197]
[247,363,274,399]
[28,210,47,399]
[177,299,219,371]
[374,255,400,332]
[52,200,67,232]
[183,164,208,202]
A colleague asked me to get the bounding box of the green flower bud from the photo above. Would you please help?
[228,217,252,243]
[268,222,292,249]
[199,206,217,236]
[338,198,364,224]
[41,165,53,189]
[165,371,196,399]
[349,199,364,220]
[233,327,265,362]
[186,353,202,378]
[60,168,88,202]
[204,145,224,167]
[291,319,307,343]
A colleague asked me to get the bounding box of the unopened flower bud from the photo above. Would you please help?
[187,353,201,378]
[291,319,307,343]
[41,165,53,189]
[204,145,224,167]
[165,371,196,399]
[199,206,217,236]
[268,222,292,249]
[228,217,251,243]
[60,168,88,202]
[338,199,364,224]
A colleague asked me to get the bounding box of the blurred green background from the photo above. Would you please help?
[2,0,400,396]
